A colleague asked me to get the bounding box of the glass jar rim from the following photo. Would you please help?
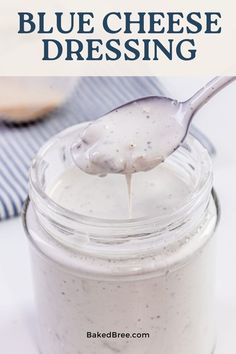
[28,124,213,240]
[30,124,211,221]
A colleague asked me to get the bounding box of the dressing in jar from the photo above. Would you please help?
[23,123,219,354]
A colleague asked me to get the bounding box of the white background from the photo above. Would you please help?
[0,77,235,353]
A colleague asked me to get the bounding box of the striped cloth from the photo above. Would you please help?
[0,77,167,220]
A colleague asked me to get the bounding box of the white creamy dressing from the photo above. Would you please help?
[49,164,191,219]
[71,97,186,175]
[71,97,187,218]
[30,158,217,354]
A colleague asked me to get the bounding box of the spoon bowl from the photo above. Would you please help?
[72,76,235,175]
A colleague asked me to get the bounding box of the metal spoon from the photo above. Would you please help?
[174,76,235,143]
[72,76,235,175]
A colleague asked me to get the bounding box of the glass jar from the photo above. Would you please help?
[23,123,219,354]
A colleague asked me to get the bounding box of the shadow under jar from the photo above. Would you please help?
[23,123,219,354]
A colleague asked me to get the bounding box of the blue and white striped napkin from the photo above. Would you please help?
[0,77,167,220]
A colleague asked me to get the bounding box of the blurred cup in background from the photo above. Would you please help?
[0,77,78,123]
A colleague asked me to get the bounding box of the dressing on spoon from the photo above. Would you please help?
[72,76,235,175]
[71,76,235,216]
[71,98,184,175]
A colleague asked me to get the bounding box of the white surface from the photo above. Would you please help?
[0,78,236,353]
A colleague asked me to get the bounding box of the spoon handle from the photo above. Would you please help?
[185,76,236,115]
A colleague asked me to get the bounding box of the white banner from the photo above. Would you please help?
[0,0,235,75]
